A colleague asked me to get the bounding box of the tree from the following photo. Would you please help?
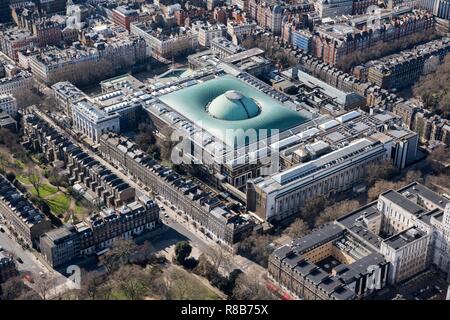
[131,241,156,267]
[413,53,450,119]
[148,268,171,299]
[300,195,327,225]
[80,270,105,300]
[41,94,60,113]
[193,253,216,279]
[0,128,18,149]
[93,281,113,300]
[364,161,398,187]
[100,239,137,274]
[174,241,192,266]
[208,245,234,274]
[0,277,33,300]
[112,265,149,300]
[14,87,42,109]
[237,233,273,268]
[160,137,177,162]
[368,180,403,201]
[231,272,272,300]
[223,269,243,296]
[33,275,56,300]
[426,174,450,190]
[284,218,309,239]
[429,146,450,164]
[315,200,360,227]
[27,169,43,198]
[404,170,422,184]
[168,269,202,300]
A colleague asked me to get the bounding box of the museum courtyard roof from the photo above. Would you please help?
[157,75,309,147]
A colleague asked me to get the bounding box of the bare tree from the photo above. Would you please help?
[368,180,403,201]
[33,275,56,300]
[168,269,200,300]
[364,161,399,187]
[208,245,235,274]
[284,218,309,239]
[232,272,272,300]
[237,233,274,268]
[100,238,137,274]
[429,146,450,164]
[112,265,149,300]
[0,277,33,300]
[27,169,43,198]
[193,253,215,278]
[80,270,105,300]
[97,281,114,300]
[14,88,42,109]
[315,200,360,227]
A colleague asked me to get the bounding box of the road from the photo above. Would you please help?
[0,224,46,276]
[0,221,77,298]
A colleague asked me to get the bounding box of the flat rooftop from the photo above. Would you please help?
[384,227,426,250]
[381,190,426,216]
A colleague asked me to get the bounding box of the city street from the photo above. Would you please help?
[0,221,77,298]
[0,224,47,276]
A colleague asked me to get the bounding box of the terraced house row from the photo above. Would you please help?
[98,133,256,249]
[0,174,51,248]
[22,113,135,208]
[40,195,160,268]
[20,113,161,267]
[20,111,255,249]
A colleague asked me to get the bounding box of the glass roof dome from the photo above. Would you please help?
[207,90,260,121]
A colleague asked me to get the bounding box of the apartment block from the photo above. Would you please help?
[269,224,389,300]
[193,22,226,47]
[269,182,450,299]
[0,28,37,61]
[71,99,120,143]
[130,22,198,59]
[0,174,51,248]
[312,8,435,66]
[51,81,88,116]
[0,69,33,96]
[0,93,18,118]
[362,38,450,90]
[40,195,160,267]
[98,133,256,248]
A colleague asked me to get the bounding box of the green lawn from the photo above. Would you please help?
[46,193,71,215]
[31,184,58,198]
[14,160,26,170]
[168,267,221,300]
[16,175,31,185]
[74,202,87,214]
[161,160,173,168]
[110,289,131,300]
[30,155,42,164]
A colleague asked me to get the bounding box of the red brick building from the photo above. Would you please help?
[112,6,139,31]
